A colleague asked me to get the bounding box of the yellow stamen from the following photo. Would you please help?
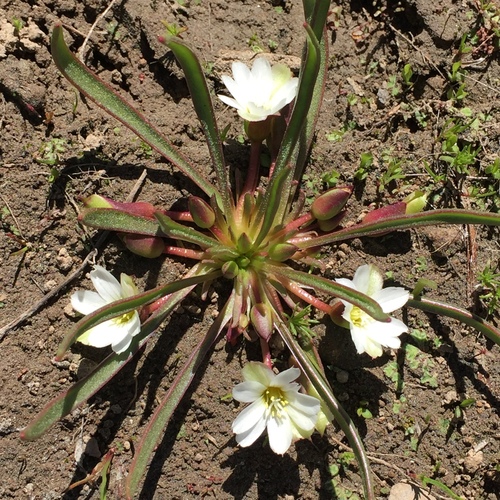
[263,386,289,419]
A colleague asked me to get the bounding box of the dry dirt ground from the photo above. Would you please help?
[1,0,500,499]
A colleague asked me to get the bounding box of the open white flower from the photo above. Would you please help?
[232,362,320,454]
[336,264,409,358]
[218,58,299,122]
[71,265,141,354]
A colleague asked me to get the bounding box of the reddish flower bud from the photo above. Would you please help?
[362,192,427,224]
[362,202,406,224]
[250,303,274,341]
[317,211,347,232]
[311,186,352,221]
[122,234,165,258]
[188,196,215,229]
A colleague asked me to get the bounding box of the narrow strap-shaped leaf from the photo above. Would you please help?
[21,270,202,441]
[266,263,389,322]
[125,295,234,498]
[407,297,500,346]
[262,24,321,228]
[81,208,164,236]
[166,37,231,215]
[298,209,500,248]
[274,315,375,500]
[51,24,217,198]
[155,212,218,249]
[253,167,292,248]
[291,28,327,186]
[56,269,221,358]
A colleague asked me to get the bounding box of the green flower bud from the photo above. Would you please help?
[268,243,298,261]
[222,260,239,279]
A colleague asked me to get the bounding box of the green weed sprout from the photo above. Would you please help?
[20,2,500,499]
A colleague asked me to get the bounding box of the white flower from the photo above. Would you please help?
[218,58,299,122]
[232,362,320,454]
[71,265,141,354]
[336,264,409,358]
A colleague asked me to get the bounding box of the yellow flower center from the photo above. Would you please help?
[113,311,135,326]
[264,386,289,419]
[350,306,369,328]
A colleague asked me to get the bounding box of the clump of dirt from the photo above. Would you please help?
[0,1,499,499]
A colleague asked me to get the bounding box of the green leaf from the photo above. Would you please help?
[274,315,375,500]
[165,37,231,214]
[81,208,163,236]
[267,264,389,322]
[21,270,204,440]
[299,209,500,248]
[125,295,234,498]
[50,24,217,199]
[407,296,500,347]
[155,212,218,249]
[55,267,221,358]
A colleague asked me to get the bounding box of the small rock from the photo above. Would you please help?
[389,483,436,500]
[43,279,58,292]
[56,247,73,272]
[463,449,483,474]
[193,453,203,463]
[335,369,349,384]
[64,302,77,318]
[443,390,457,405]
[84,437,101,458]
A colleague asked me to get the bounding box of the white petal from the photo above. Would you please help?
[367,317,408,346]
[71,290,107,315]
[77,319,125,348]
[267,414,293,454]
[112,311,141,353]
[233,380,265,403]
[350,324,373,355]
[90,266,122,302]
[120,273,139,298]
[286,402,319,431]
[273,366,300,387]
[287,392,321,418]
[234,414,267,448]
[353,264,382,295]
[362,336,384,358]
[232,399,267,435]
[241,362,274,386]
[218,94,242,110]
[372,287,409,313]
[221,75,247,109]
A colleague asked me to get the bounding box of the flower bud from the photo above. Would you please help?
[244,116,272,142]
[362,191,427,224]
[250,303,274,341]
[83,195,157,218]
[268,242,298,261]
[404,190,427,214]
[237,233,253,254]
[362,202,406,224]
[122,234,165,258]
[188,196,215,229]
[317,211,347,232]
[222,260,239,279]
[311,186,352,221]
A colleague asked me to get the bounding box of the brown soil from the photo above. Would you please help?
[1,1,499,499]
